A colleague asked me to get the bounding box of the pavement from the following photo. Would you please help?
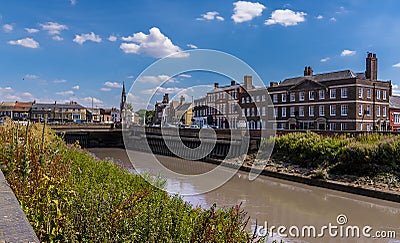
[0,169,39,243]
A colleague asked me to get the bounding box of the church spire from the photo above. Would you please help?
[120,81,126,122]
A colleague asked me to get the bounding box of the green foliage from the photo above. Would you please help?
[262,131,400,177]
[0,119,259,242]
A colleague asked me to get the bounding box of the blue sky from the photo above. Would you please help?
[1,0,400,109]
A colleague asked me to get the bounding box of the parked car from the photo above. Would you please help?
[190,124,199,129]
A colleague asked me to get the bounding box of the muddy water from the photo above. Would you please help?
[88,148,400,243]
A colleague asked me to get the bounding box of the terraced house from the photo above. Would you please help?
[268,53,392,131]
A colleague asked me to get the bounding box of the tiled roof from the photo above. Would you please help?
[175,103,192,112]
[279,70,361,87]
[389,96,400,109]
[13,102,33,112]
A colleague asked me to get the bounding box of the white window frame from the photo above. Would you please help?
[330,89,336,99]
[299,91,305,101]
[376,90,381,100]
[330,105,336,116]
[376,106,380,117]
[383,90,387,100]
[367,89,371,99]
[309,106,314,117]
[358,88,363,99]
[273,108,278,118]
[319,90,325,100]
[299,106,304,117]
[281,93,286,102]
[290,93,295,102]
[273,94,278,103]
[358,104,363,116]
[290,107,295,117]
[341,105,348,116]
[319,105,325,116]
[341,88,348,98]
[383,106,387,117]
[282,107,286,117]
[309,91,315,100]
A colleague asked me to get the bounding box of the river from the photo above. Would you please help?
[89,148,400,243]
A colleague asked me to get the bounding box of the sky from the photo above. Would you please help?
[1,0,400,109]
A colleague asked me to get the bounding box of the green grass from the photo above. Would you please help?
[0,119,265,242]
[262,131,400,177]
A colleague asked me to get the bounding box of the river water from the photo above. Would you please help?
[89,148,400,243]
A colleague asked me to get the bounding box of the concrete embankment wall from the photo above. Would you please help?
[0,170,39,243]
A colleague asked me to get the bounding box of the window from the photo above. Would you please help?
[273,94,278,103]
[256,96,260,102]
[358,88,363,98]
[251,107,255,116]
[241,97,245,104]
[383,106,387,117]
[341,123,348,131]
[376,106,380,117]
[290,93,295,102]
[319,90,325,100]
[341,105,348,116]
[376,90,381,100]
[282,93,286,102]
[366,105,371,116]
[309,106,314,116]
[290,107,295,117]
[394,113,400,124]
[330,89,336,99]
[246,97,250,103]
[262,106,266,116]
[330,105,336,116]
[329,123,336,131]
[273,108,278,118]
[319,105,325,116]
[366,124,371,131]
[358,105,363,116]
[359,124,363,131]
[383,90,387,100]
[299,106,305,117]
[367,89,371,99]
[247,108,250,116]
[299,92,305,101]
[282,107,286,117]
[341,88,348,98]
[242,109,245,117]
[309,91,315,100]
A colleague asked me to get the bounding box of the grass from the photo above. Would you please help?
[0,119,272,242]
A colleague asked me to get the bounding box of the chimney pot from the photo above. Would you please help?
[214,82,219,88]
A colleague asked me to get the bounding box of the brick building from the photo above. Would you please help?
[389,96,400,131]
[267,53,391,131]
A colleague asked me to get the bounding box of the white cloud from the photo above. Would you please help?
[265,9,307,26]
[196,11,224,21]
[72,85,80,90]
[100,87,111,92]
[136,75,175,84]
[22,92,34,99]
[70,0,77,5]
[52,35,63,41]
[187,44,198,49]
[73,32,102,45]
[392,63,400,68]
[40,22,68,35]
[24,74,39,80]
[108,35,117,42]
[8,38,39,48]
[320,57,330,62]
[179,74,192,78]
[330,17,337,22]
[316,15,324,19]
[54,79,67,83]
[25,28,39,34]
[104,81,122,88]
[341,49,356,57]
[82,97,103,105]
[56,90,74,96]
[231,1,266,23]
[392,85,400,96]
[127,75,135,79]
[3,24,13,32]
[120,27,186,58]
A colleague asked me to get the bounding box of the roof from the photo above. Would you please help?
[0,102,16,111]
[389,96,400,109]
[13,102,33,112]
[32,102,85,110]
[175,103,192,112]
[279,70,364,87]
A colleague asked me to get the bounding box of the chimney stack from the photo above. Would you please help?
[163,93,169,103]
[231,80,236,86]
[270,82,279,87]
[304,66,313,76]
[366,52,378,80]
[244,75,253,90]
[214,82,219,89]
[180,95,185,105]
